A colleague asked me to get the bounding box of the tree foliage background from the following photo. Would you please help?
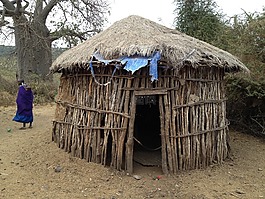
[174,0,265,135]
[223,11,265,135]
[173,0,223,43]
[0,0,109,81]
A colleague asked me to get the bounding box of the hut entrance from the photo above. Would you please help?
[133,95,162,167]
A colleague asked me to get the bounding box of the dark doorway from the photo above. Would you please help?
[133,95,161,167]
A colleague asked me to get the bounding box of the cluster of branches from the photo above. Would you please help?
[174,0,265,135]
[173,0,223,43]
[0,0,109,46]
[0,0,110,80]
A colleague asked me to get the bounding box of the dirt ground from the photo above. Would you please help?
[1,104,265,199]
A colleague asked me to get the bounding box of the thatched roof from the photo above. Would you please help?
[50,15,249,73]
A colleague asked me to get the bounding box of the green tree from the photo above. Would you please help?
[0,0,109,81]
[217,10,265,135]
[215,10,265,78]
[232,11,264,64]
[173,0,223,43]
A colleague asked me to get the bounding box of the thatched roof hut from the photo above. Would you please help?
[51,15,248,174]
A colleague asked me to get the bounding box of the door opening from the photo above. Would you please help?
[133,95,161,167]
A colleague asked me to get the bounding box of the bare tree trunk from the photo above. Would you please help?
[14,15,52,82]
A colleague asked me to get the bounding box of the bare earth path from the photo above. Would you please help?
[1,104,265,199]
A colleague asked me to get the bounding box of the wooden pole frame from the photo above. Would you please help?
[52,65,230,174]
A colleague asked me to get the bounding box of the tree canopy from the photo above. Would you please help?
[0,0,109,80]
[173,0,223,43]
[0,0,109,46]
[174,1,265,135]
[216,10,265,135]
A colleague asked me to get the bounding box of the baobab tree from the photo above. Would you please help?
[0,0,109,81]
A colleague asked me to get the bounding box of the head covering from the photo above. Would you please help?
[18,79,25,85]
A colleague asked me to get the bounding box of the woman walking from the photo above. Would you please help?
[13,79,34,129]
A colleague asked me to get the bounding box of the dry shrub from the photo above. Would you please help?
[0,91,16,106]
[226,75,265,136]
[0,74,59,106]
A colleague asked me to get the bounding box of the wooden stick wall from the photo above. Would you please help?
[52,66,132,171]
[52,64,229,173]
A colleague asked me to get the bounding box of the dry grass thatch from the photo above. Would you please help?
[50,15,249,73]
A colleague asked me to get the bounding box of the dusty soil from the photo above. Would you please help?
[1,104,265,199]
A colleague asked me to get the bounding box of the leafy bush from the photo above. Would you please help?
[28,78,59,104]
[0,53,60,106]
[0,73,60,106]
[226,75,265,136]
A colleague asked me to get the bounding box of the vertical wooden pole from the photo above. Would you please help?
[125,93,136,174]
[117,78,132,170]
[159,94,169,174]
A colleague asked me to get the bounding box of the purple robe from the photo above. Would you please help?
[13,85,34,123]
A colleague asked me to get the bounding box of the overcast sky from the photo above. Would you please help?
[1,0,264,46]
[106,0,265,28]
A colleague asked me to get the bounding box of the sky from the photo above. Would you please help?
[106,0,265,29]
[1,0,264,46]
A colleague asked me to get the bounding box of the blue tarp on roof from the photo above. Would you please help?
[90,51,161,81]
